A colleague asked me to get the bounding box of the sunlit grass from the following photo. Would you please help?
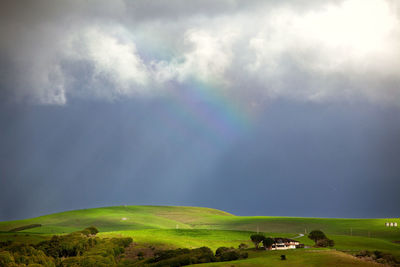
[1,205,399,266]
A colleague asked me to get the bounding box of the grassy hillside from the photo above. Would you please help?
[1,205,398,238]
[0,206,232,233]
[187,249,382,267]
[1,205,399,266]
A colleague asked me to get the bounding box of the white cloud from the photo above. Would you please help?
[246,0,400,102]
[2,0,400,106]
[66,26,150,98]
[178,28,236,83]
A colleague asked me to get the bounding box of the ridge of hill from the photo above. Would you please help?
[1,205,399,240]
[0,205,233,233]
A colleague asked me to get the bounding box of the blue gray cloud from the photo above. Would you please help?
[1,0,399,105]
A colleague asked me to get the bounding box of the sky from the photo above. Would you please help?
[0,0,400,220]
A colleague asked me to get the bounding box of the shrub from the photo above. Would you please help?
[238,243,248,250]
[219,250,240,261]
[316,238,334,247]
[215,247,230,257]
[250,234,265,249]
[192,247,214,263]
[85,226,99,235]
[356,250,399,266]
[215,247,247,262]
[146,247,216,266]
[137,251,144,260]
[0,251,14,265]
[80,255,115,267]
[111,237,133,248]
[0,241,13,248]
[2,244,56,267]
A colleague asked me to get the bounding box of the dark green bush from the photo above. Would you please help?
[84,226,99,235]
[137,251,144,260]
[111,237,133,248]
[1,244,56,267]
[219,250,240,261]
[215,247,230,257]
[147,247,216,267]
[150,248,191,263]
[238,243,248,250]
[0,227,137,267]
[250,234,265,249]
[215,247,247,262]
[0,241,13,248]
[356,250,399,265]
[0,251,14,266]
[316,238,334,247]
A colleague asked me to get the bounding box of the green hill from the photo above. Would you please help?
[1,205,399,266]
[0,206,233,233]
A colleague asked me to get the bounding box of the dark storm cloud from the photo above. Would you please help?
[0,99,227,219]
[1,100,400,220]
[189,101,400,218]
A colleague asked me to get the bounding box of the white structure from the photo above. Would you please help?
[270,238,300,250]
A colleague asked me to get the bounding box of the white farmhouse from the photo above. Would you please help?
[270,238,300,250]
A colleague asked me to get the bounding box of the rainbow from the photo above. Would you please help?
[162,78,253,146]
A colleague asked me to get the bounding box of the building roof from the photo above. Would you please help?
[272,238,299,243]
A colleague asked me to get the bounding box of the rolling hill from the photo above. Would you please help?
[1,205,399,266]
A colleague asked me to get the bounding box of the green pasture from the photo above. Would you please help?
[1,205,399,266]
[187,249,381,267]
[101,229,255,251]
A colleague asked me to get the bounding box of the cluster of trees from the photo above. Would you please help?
[356,250,399,265]
[308,230,334,247]
[0,226,342,266]
[0,227,133,267]
[250,234,274,250]
[0,228,251,267]
[250,230,335,250]
[0,245,55,267]
[133,246,248,267]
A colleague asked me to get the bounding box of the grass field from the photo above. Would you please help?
[187,249,382,267]
[1,205,399,266]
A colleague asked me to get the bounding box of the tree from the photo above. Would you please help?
[215,247,231,257]
[308,230,334,247]
[262,237,275,250]
[250,234,265,250]
[308,230,327,243]
[85,226,99,235]
[316,238,335,247]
